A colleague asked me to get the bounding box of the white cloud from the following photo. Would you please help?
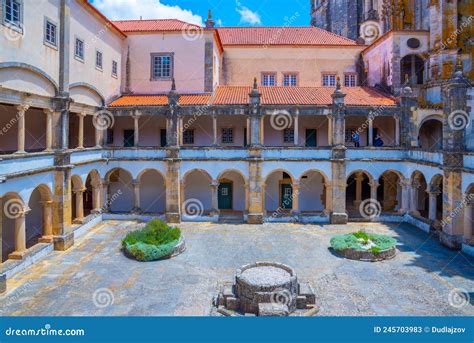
[92,0,204,26]
[236,1,261,25]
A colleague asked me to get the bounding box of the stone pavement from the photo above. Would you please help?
[1,221,473,316]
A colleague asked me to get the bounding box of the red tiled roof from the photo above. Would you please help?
[109,86,396,107]
[216,27,357,46]
[113,19,202,33]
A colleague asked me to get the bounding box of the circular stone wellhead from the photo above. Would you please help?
[236,262,298,314]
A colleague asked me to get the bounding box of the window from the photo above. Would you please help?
[183,129,194,145]
[106,129,114,145]
[344,73,357,87]
[4,0,22,27]
[44,19,57,46]
[283,128,294,143]
[322,73,337,87]
[262,73,276,86]
[75,38,84,60]
[221,128,234,144]
[112,60,118,77]
[96,50,103,70]
[151,53,173,80]
[283,74,297,87]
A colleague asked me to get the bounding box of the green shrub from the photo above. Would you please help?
[122,219,181,262]
[330,231,396,252]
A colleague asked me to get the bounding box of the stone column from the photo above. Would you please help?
[13,207,30,256]
[178,116,183,146]
[133,113,140,147]
[399,179,411,214]
[394,115,400,146]
[95,127,102,148]
[73,188,85,223]
[38,200,54,243]
[410,180,421,216]
[324,183,333,215]
[327,115,333,146]
[464,202,473,244]
[210,180,219,216]
[291,181,300,215]
[247,157,264,224]
[354,173,364,208]
[132,180,141,213]
[212,114,218,146]
[77,112,86,149]
[15,104,29,154]
[368,118,374,147]
[102,180,110,211]
[369,180,379,201]
[91,181,102,213]
[165,158,181,223]
[51,163,74,251]
[428,191,439,222]
[294,114,299,146]
[44,109,54,151]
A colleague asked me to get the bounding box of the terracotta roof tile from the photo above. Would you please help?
[112,19,201,33]
[109,86,396,107]
[217,27,357,46]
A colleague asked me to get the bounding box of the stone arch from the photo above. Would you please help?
[264,170,295,214]
[411,170,429,219]
[70,82,105,107]
[1,192,27,262]
[138,169,166,214]
[418,116,443,150]
[346,170,374,217]
[106,168,134,213]
[182,169,213,217]
[378,170,402,212]
[26,184,53,249]
[299,169,329,213]
[217,169,247,212]
[0,62,58,96]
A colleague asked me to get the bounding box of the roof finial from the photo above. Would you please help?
[253,77,258,90]
[453,53,464,79]
[205,9,215,28]
[171,78,176,91]
[335,76,341,91]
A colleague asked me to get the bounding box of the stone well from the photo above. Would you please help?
[216,262,316,316]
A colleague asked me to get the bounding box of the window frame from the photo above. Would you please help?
[283,128,295,144]
[2,0,23,33]
[95,50,103,71]
[322,73,337,87]
[261,72,277,87]
[151,53,174,81]
[112,60,118,78]
[183,129,195,145]
[283,73,298,87]
[221,127,234,144]
[74,37,85,62]
[344,73,357,87]
[43,17,58,48]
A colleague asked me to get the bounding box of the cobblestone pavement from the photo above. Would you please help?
[1,221,473,316]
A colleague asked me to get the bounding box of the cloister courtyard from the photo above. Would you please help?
[1,220,473,316]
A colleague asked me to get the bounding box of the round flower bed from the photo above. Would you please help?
[330,230,397,262]
[122,219,185,262]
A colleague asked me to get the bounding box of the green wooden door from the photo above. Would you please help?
[281,184,293,209]
[218,183,233,210]
[305,129,317,147]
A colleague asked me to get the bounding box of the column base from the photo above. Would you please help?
[410,210,421,217]
[166,212,181,224]
[91,208,103,215]
[38,235,54,243]
[0,274,6,294]
[8,250,27,260]
[398,208,408,215]
[331,212,348,225]
[53,232,74,251]
[73,218,84,225]
[247,213,264,224]
[439,232,463,250]
[131,207,142,214]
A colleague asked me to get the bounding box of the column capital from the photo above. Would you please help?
[369,180,380,188]
[132,180,140,187]
[77,112,87,118]
[210,180,219,188]
[16,104,30,113]
[73,187,87,194]
[43,108,55,115]
[39,200,53,207]
[292,180,300,188]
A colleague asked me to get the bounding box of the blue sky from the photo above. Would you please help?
[91,0,310,27]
